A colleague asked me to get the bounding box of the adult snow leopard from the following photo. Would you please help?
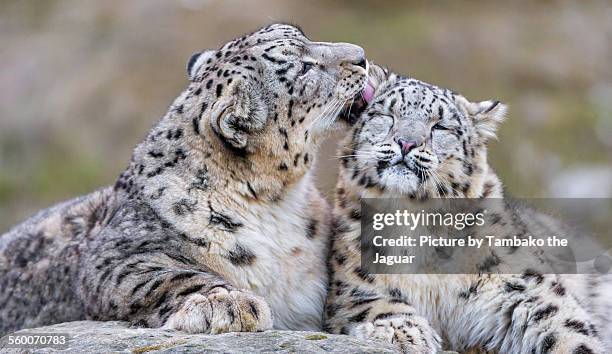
[325,65,611,353]
[0,24,368,335]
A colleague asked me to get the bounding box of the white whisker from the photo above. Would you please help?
[310,98,340,130]
[322,99,345,130]
[310,100,333,126]
[332,153,377,158]
[434,170,459,196]
[426,170,446,198]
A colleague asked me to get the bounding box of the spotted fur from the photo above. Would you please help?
[0,24,368,335]
[325,65,611,353]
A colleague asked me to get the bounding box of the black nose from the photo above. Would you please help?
[353,58,367,69]
[395,137,418,156]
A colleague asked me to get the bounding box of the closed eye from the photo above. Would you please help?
[300,62,315,76]
[368,113,395,121]
[432,123,449,131]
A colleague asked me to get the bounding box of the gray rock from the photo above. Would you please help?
[1,321,459,353]
[0,321,394,353]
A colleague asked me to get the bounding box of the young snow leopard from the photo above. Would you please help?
[325,65,611,353]
[0,24,368,335]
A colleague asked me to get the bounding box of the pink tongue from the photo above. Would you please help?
[362,81,375,103]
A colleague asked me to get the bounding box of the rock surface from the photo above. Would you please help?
[1,321,404,353]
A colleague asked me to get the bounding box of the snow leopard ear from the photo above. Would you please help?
[208,78,268,152]
[187,50,216,81]
[456,96,508,141]
[367,63,390,91]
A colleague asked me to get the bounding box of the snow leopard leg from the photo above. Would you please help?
[79,226,272,334]
[450,272,606,353]
[326,283,441,354]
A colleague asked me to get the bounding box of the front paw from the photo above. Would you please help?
[164,287,273,334]
[350,314,441,354]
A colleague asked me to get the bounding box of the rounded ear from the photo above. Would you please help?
[456,96,508,141]
[187,50,217,81]
[208,79,268,151]
[367,63,389,91]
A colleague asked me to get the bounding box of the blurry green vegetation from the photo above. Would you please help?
[0,136,108,230]
[0,0,611,231]
[0,137,105,201]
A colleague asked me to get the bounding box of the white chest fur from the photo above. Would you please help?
[148,170,329,330]
[219,178,328,331]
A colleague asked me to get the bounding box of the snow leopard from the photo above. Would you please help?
[325,64,611,353]
[0,24,368,336]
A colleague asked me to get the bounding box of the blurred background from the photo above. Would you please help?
[1,0,611,232]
